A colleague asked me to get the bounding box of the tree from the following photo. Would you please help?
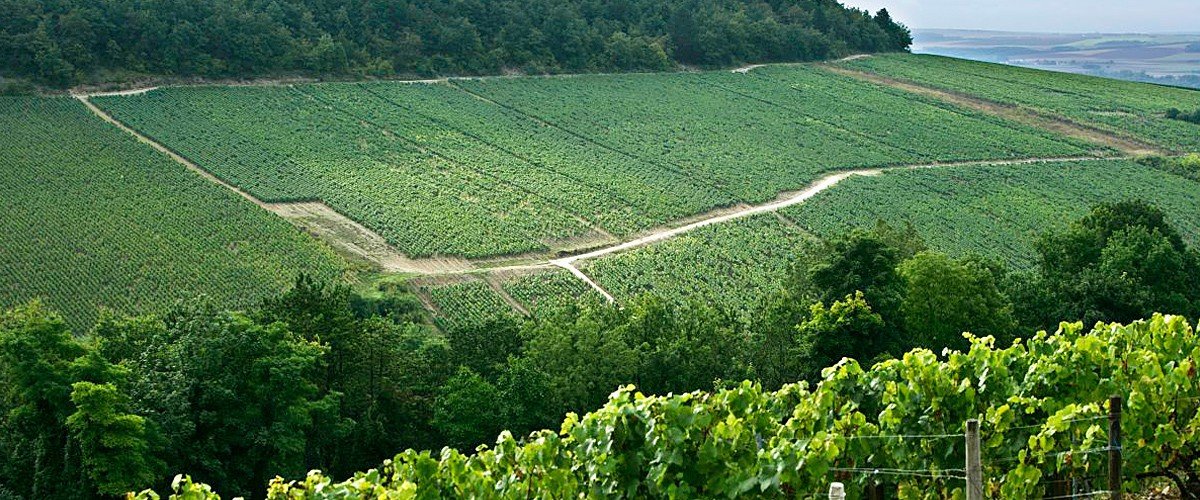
[1026,201,1200,328]
[601,32,673,71]
[898,252,1017,351]
[873,9,913,51]
[496,355,560,438]
[446,316,523,379]
[99,300,336,497]
[0,302,162,498]
[432,367,505,450]
[67,381,158,495]
[618,296,747,395]
[795,292,887,379]
[794,223,922,329]
[0,301,88,499]
[745,288,810,389]
[521,301,637,414]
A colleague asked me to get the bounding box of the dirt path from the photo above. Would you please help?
[820,65,1162,156]
[79,87,160,97]
[76,95,269,208]
[76,78,1138,299]
[732,64,768,74]
[549,155,1113,267]
[270,203,474,274]
[835,54,872,63]
[732,55,868,74]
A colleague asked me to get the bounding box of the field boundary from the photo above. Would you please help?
[482,274,532,316]
[75,94,475,275]
[819,64,1164,156]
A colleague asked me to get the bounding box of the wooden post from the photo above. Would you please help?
[966,419,983,500]
[866,477,885,500]
[1109,396,1123,500]
[829,482,846,500]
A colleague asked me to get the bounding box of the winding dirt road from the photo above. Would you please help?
[74,61,1147,305]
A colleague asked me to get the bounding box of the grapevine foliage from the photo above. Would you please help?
[142,314,1200,499]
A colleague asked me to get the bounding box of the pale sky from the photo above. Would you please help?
[840,0,1200,33]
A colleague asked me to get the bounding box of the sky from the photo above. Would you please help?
[840,0,1200,33]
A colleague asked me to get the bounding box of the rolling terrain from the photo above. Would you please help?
[3,54,1198,331]
[89,63,1096,261]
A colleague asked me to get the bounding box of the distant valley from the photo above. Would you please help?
[913,28,1200,88]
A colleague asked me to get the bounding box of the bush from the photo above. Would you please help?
[1166,107,1200,124]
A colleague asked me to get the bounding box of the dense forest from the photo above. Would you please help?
[0,0,911,88]
[2,199,1198,498]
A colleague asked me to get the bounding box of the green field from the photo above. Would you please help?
[92,64,1094,260]
[420,278,519,331]
[433,160,1200,324]
[42,57,1200,330]
[92,86,595,259]
[455,69,1093,202]
[784,160,1200,268]
[0,97,345,332]
[418,269,603,330]
[581,214,815,321]
[501,269,604,315]
[842,54,1200,152]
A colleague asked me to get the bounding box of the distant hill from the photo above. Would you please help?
[0,0,911,89]
[913,28,1200,88]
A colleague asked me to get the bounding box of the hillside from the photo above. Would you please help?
[0,97,345,332]
[3,46,1200,498]
[4,53,1200,331]
[90,66,1090,260]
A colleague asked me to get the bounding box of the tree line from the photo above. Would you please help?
[2,199,1198,498]
[0,0,911,89]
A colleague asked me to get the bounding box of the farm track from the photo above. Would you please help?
[76,63,1152,309]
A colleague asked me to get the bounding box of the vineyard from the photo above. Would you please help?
[92,62,1096,260]
[0,97,344,332]
[414,159,1200,328]
[682,65,1105,161]
[149,314,1200,499]
[785,160,1200,268]
[91,86,593,258]
[417,269,604,330]
[501,269,605,315]
[454,70,1093,203]
[581,214,815,322]
[419,278,519,331]
[841,54,1200,152]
